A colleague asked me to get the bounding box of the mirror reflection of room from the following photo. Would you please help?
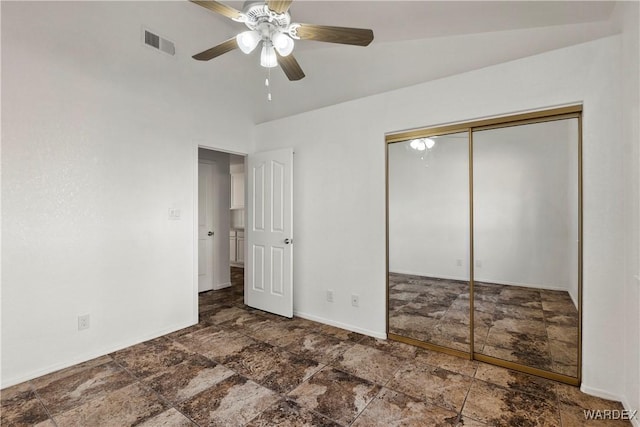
[387,109,581,383]
[388,132,471,352]
[473,118,579,378]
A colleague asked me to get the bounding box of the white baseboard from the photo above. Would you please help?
[580,385,639,424]
[622,397,640,427]
[0,320,196,389]
[213,281,231,290]
[294,310,386,339]
[580,384,625,402]
[568,289,579,310]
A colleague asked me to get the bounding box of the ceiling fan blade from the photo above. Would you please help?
[267,0,293,14]
[189,0,243,20]
[295,23,374,46]
[193,37,238,61]
[277,53,305,81]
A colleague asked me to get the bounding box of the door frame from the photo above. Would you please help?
[198,158,216,293]
[192,145,248,324]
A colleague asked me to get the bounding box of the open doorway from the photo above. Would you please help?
[228,153,246,300]
[197,148,246,301]
[196,146,294,320]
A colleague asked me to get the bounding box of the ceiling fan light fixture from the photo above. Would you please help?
[236,30,261,54]
[260,41,278,68]
[272,31,294,56]
[190,0,375,82]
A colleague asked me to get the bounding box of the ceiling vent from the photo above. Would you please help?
[143,28,175,56]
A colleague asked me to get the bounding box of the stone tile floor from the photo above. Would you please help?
[1,268,630,426]
[388,273,579,377]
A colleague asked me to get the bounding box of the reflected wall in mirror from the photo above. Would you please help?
[388,132,470,352]
[472,118,580,378]
[386,106,582,384]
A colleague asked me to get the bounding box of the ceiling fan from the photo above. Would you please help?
[190,0,374,81]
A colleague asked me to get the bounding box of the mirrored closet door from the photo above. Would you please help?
[386,106,582,385]
[472,118,580,379]
[387,132,470,355]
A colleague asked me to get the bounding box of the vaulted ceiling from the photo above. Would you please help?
[6,1,618,124]
[188,1,620,123]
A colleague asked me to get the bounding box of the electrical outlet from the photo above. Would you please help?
[78,314,90,331]
[326,290,334,303]
[456,259,463,267]
[351,294,360,307]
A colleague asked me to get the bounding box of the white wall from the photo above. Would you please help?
[198,149,231,289]
[473,120,578,297]
[1,2,251,387]
[388,134,470,281]
[612,1,640,421]
[254,36,627,398]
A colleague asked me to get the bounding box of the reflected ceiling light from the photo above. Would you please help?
[409,138,435,151]
[410,139,426,151]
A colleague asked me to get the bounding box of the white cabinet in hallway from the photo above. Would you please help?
[230,172,245,209]
[236,232,245,264]
[229,231,237,263]
[230,230,245,266]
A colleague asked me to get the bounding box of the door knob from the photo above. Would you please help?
[284,238,292,244]
[208,231,214,236]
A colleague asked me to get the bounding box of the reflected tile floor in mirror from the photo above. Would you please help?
[388,273,473,352]
[3,268,626,426]
[388,273,579,377]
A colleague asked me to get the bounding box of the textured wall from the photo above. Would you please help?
[255,36,626,399]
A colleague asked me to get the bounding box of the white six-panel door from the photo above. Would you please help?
[246,148,293,318]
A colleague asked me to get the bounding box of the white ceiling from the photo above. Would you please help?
[188,1,617,122]
[6,1,618,124]
[227,1,615,44]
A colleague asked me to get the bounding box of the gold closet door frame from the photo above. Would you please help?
[385,104,583,386]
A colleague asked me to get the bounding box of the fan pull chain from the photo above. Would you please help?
[265,68,272,102]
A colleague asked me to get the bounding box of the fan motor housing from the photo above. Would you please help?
[242,2,291,30]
